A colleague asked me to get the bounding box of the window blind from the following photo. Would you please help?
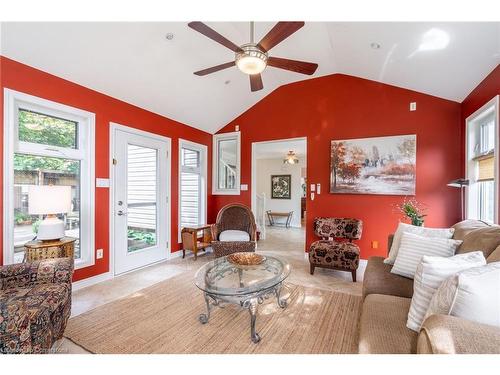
[478,155,495,182]
[180,147,202,229]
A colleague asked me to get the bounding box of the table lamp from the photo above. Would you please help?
[28,185,72,240]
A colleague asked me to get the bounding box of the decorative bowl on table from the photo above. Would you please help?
[227,252,266,266]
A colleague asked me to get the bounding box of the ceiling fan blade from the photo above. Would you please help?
[267,57,318,75]
[188,22,243,53]
[256,22,305,52]
[194,62,235,76]
[250,74,263,92]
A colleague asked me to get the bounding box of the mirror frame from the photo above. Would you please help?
[212,131,241,195]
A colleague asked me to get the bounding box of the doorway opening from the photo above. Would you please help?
[251,137,307,247]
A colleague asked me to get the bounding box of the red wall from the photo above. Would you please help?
[214,74,463,259]
[0,56,212,281]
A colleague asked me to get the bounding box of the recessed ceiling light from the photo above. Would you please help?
[165,33,174,40]
[224,80,231,85]
[370,42,381,49]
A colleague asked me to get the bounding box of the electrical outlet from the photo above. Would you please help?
[96,248,103,259]
[410,102,417,111]
[371,241,379,249]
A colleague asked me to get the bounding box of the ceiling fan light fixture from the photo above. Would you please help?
[235,44,268,75]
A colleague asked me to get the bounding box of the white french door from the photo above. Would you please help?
[111,124,170,275]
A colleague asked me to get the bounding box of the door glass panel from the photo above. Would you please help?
[18,108,78,149]
[127,144,157,252]
[217,139,237,189]
[13,153,81,262]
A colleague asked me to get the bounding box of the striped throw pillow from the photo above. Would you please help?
[391,232,462,279]
[406,251,486,331]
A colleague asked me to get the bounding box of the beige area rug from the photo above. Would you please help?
[65,272,361,353]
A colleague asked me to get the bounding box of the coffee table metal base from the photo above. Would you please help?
[198,283,288,343]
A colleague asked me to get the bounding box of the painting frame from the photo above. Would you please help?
[330,134,416,195]
[271,174,292,199]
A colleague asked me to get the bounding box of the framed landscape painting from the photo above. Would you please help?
[330,134,416,195]
[271,174,291,199]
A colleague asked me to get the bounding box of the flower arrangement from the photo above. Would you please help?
[395,197,427,227]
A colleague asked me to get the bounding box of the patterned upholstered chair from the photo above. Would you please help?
[309,217,363,282]
[0,258,73,353]
[211,203,257,258]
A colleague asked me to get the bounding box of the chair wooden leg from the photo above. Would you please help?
[351,270,357,282]
[310,264,315,275]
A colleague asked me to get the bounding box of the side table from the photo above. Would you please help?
[181,225,212,260]
[23,237,76,262]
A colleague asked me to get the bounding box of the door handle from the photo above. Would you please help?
[117,210,127,216]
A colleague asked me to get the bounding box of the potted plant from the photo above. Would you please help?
[395,197,427,227]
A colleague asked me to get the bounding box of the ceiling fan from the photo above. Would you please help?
[188,21,318,92]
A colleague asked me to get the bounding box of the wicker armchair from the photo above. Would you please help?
[211,203,257,258]
[0,258,73,353]
[309,217,363,282]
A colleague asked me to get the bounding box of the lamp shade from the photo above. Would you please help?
[28,185,72,215]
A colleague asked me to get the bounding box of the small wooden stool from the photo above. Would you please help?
[23,237,76,262]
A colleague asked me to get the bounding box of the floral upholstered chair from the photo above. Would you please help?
[0,258,73,353]
[211,203,257,258]
[309,217,363,282]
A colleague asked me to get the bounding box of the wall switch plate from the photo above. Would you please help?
[371,241,379,249]
[310,184,316,192]
[96,249,103,259]
[240,184,248,191]
[410,102,417,111]
[96,178,110,188]
[316,183,321,194]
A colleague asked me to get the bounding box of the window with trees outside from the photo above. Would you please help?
[466,96,498,224]
[3,89,95,268]
[179,139,207,241]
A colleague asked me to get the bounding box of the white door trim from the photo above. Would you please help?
[250,136,308,231]
[109,122,171,276]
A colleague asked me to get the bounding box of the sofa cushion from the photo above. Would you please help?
[362,256,414,299]
[456,225,500,259]
[451,219,491,241]
[218,230,250,242]
[358,294,417,354]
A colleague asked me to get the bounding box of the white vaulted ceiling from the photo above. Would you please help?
[1,22,499,134]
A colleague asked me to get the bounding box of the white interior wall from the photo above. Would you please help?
[256,158,303,228]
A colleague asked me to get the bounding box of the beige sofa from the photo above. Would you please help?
[358,220,500,354]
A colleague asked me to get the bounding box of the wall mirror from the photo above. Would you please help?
[213,131,240,195]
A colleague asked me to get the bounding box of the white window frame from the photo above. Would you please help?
[178,139,207,242]
[465,95,499,224]
[3,88,96,269]
[212,131,241,195]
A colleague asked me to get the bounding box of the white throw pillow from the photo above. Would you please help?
[406,251,486,331]
[452,262,500,325]
[385,223,455,265]
[391,232,462,279]
[219,230,250,242]
[427,262,500,327]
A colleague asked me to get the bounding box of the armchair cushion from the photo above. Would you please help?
[309,240,360,271]
[219,230,250,242]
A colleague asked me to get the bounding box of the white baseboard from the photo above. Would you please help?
[72,250,184,291]
[72,271,112,291]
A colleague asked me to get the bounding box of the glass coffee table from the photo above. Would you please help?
[194,254,291,343]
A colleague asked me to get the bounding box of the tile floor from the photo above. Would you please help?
[56,225,363,353]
